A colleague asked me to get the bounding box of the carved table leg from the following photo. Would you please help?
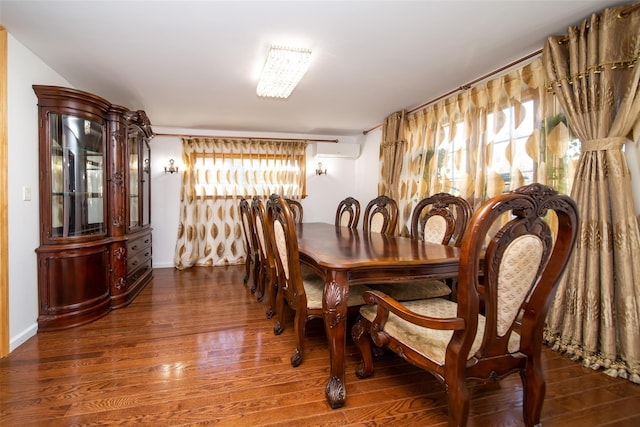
[322,269,348,408]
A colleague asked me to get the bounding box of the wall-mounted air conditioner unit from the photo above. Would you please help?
[313,142,360,159]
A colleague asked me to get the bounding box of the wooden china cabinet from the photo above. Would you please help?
[34,85,153,330]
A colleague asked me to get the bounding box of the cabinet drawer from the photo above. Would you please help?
[127,234,151,254]
[128,246,152,271]
[127,259,152,287]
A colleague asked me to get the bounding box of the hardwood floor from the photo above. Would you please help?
[1,266,639,426]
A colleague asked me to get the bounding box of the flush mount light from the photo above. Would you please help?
[256,45,312,99]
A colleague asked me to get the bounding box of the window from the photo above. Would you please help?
[175,138,307,269]
[486,99,536,191]
[437,120,467,195]
[437,99,539,195]
[192,153,305,198]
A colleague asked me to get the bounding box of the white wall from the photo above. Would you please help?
[357,128,383,212]
[7,34,71,350]
[149,128,381,268]
[304,154,360,224]
[302,127,381,227]
[147,134,184,268]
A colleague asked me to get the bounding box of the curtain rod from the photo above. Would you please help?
[362,49,542,135]
[155,132,338,143]
[362,2,640,136]
[621,2,640,16]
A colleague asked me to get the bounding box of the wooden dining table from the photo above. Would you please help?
[295,222,461,408]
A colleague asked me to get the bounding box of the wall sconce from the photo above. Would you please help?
[143,158,150,174]
[164,159,179,174]
[315,162,327,175]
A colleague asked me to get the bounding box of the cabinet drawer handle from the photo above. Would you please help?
[132,260,138,266]
[144,252,150,257]
[131,245,137,251]
[144,238,150,244]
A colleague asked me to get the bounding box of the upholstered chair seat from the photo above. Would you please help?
[367,281,451,302]
[303,275,372,309]
[360,297,520,366]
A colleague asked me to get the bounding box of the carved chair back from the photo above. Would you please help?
[239,197,260,288]
[251,197,278,315]
[363,195,398,236]
[284,198,304,224]
[266,194,309,324]
[410,193,472,247]
[335,196,361,229]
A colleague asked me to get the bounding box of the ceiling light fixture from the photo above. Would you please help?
[256,45,312,99]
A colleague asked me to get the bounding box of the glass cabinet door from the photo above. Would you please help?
[50,113,105,238]
[128,135,140,229]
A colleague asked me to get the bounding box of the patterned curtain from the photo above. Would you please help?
[542,3,640,384]
[379,110,407,207]
[630,125,640,220]
[174,137,307,269]
[395,59,576,236]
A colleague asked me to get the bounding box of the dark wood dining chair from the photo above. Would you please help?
[352,183,579,427]
[239,198,260,293]
[284,198,303,224]
[410,192,472,246]
[367,193,458,302]
[335,196,360,229]
[251,197,278,316]
[368,193,474,302]
[267,194,372,367]
[362,195,398,236]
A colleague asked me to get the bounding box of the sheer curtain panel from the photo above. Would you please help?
[174,137,307,269]
[395,59,576,236]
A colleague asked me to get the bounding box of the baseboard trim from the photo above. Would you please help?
[10,323,37,352]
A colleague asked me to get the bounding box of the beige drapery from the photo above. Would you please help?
[393,59,575,236]
[379,110,407,204]
[174,137,307,269]
[543,3,640,383]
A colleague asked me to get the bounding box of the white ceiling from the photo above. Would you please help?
[0,0,626,136]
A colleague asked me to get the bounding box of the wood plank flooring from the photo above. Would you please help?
[1,266,639,426]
